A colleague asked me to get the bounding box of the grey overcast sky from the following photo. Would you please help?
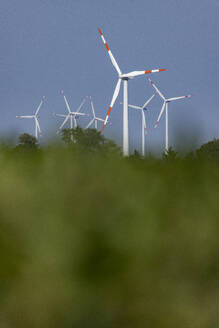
[0,0,218,152]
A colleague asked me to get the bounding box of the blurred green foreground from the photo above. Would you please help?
[0,143,218,327]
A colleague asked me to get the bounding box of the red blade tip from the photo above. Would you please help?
[154,121,159,128]
[98,28,103,35]
[101,124,106,133]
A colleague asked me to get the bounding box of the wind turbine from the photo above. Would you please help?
[148,78,192,153]
[98,28,166,156]
[120,92,156,157]
[16,96,45,140]
[54,91,88,133]
[85,96,110,130]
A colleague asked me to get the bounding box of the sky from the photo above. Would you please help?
[0,0,218,153]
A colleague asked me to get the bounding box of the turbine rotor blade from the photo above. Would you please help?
[85,118,95,129]
[129,104,142,110]
[145,68,166,74]
[95,117,105,122]
[71,112,87,117]
[101,78,121,132]
[148,78,166,101]
[35,96,45,115]
[35,118,42,135]
[90,96,95,117]
[16,116,34,118]
[142,92,156,109]
[98,28,122,75]
[76,96,88,113]
[61,90,72,113]
[167,94,192,102]
[123,68,165,79]
[154,102,166,128]
[54,114,68,118]
[120,102,142,110]
[57,114,70,132]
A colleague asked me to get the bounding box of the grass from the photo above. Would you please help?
[0,145,218,327]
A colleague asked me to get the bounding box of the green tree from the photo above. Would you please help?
[101,139,121,156]
[61,127,120,155]
[162,147,178,161]
[129,149,141,160]
[16,133,38,150]
[196,138,219,160]
[184,151,195,161]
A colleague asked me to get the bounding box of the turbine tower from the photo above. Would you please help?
[16,96,45,140]
[85,96,110,130]
[120,92,156,157]
[54,91,88,133]
[148,78,192,153]
[98,28,166,156]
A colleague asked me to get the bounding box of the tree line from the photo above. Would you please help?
[13,128,219,161]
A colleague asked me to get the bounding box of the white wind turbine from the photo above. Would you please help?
[16,96,45,140]
[148,78,192,153]
[120,92,156,157]
[85,96,110,130]
[98,28,166,156]
[54,91,88,133]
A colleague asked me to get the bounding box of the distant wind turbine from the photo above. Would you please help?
[54,91,88,133]
[16,96,45,140]
[120,92,156,156]
[148,78,192,153]
[85,96,110,130]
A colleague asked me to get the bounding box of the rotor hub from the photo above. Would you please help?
[120,76,129,81]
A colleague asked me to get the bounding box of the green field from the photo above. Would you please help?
[0,141,218,327]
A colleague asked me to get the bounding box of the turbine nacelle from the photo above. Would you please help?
[119,75,131,80]
[72,113,89,119]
